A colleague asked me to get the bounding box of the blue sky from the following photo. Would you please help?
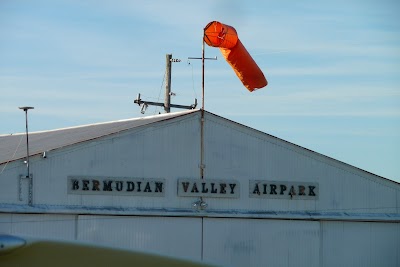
[1,0,399,182]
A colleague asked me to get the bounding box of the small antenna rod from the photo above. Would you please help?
[188,47,217,110]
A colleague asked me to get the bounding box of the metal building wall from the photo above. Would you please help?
[202,218,400,267]
[321,221,400,267]
[0,213,202,262]
[77,215,202,261]
[2,214,397,267]
[0,113,201,210]
[0,213,76,240]
[1,111,398,217]
[203,113,400,216]
[203,218,320,267]
[1,111,399,266]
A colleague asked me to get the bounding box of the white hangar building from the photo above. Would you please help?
[1,109,399,267]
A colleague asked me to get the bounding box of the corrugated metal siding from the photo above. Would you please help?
[1,111,399,220]
[1,113,201,210]
[204,114,321,211]
[77,215,202,261]
[203,113,399,215]
[1,213,398,267]
[321,221,400,267]
[0,213,76,240]
[0,164,25,204]
[1,111,399,267]
[203,218,320,267]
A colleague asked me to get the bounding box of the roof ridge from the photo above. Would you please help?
[2,109,199,136]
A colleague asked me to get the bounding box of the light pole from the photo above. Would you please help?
[19,106,34,178]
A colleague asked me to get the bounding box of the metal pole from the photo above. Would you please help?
[200,38,205,179]
[164,54,172,113]
[24,110,30,177]
[19,107,34,178]
[201,40,205,110]
[19,106,34,206]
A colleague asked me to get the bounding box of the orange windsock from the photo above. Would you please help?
[204,21,267,92]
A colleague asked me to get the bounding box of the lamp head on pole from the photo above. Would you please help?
[19,106,34,111]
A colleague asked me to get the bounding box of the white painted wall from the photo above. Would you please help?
[1,214,398,266]
[1,111,399,266]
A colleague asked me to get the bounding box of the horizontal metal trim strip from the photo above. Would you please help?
[0,204,399,222]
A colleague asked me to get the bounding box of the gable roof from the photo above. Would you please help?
[1,109,398,186]
[0,109,198,165]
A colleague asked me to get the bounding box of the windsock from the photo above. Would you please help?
[204,21,267,92]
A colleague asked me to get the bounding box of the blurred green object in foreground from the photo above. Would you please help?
[0,235,218,267]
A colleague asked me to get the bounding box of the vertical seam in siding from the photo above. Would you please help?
[319,221,323,267]
[201,217,204,261]
[74,214,78,241]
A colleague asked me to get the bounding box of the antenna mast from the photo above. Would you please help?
[164,54,172,113]
[134,54,197,114]
[187,34,217,183]
[188,42,217,110]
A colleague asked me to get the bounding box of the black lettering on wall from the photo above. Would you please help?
[270,184,277,195]
[144,182,152,192]
[309,186,316,196]
[229,184,236,194]
[202,183,209,193]
[211,183,217,193]
[220,183,226,194]
[82,180,89,191]
[289,186,296,197]
[72,180,79,190]
[115,181,123,191]
[299,185,306,196]
[103,180,113,191]
[127,181,135,192]
[280,185,287,195]
[68,177,167,197]
[263,184,268,194]
[92,180,100,191]
[182,182,190,193]
[191,183,199,193]
[253,184,260,195]
[155,182,163,193]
